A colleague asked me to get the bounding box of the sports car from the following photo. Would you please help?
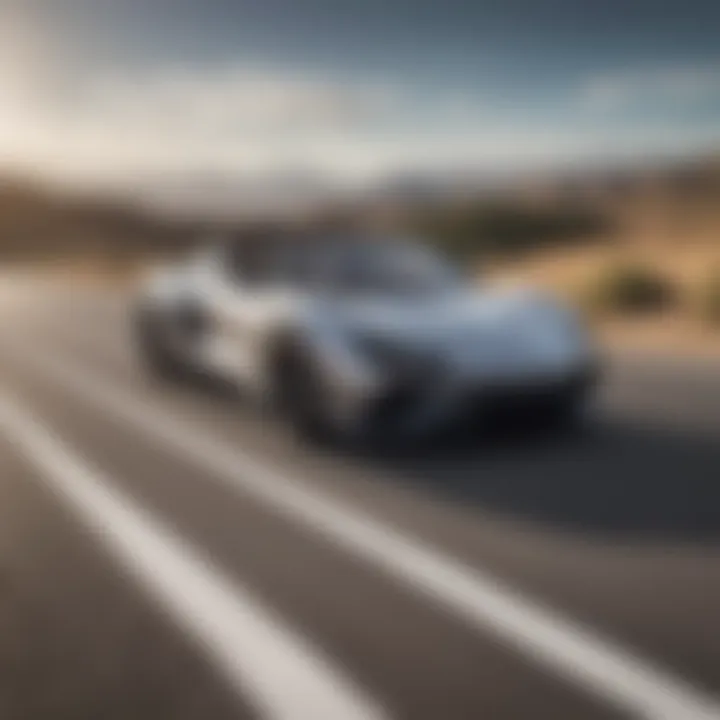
[134,230,598,442]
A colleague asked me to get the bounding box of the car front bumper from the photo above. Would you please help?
[357,358,600,438]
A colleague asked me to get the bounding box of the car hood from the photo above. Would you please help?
[326,287,550,336]
[318,286,588,375]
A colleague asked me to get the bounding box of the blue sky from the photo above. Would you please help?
[1,0,719,190]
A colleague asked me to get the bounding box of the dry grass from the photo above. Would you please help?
[487,191,720,356]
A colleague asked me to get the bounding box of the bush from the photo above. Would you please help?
[696,270,720,327]
[584,263,677,316]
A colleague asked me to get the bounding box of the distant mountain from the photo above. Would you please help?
[0,151,717,261]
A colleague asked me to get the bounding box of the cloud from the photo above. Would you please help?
[0,57,718,203]
[0,62,557,188]
[0,62,399,187]
[0,62,534,190]
[83,67,394,136]
[580,62,720,112]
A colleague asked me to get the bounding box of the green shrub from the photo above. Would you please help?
[584,263,677,316]
[696,270,720,327]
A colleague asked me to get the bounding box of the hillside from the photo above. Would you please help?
[0,154,718,276]
[0,179,195,266]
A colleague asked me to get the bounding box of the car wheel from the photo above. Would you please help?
[134,305,185,380]
[273,343,337,442]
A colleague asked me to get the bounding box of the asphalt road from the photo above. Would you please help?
[0,283,719,720]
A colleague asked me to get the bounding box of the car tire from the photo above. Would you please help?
[272,342,338,443]
[134,305,186,380]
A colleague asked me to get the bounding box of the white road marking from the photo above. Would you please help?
[0,392,387,720]
[10,346,720,720]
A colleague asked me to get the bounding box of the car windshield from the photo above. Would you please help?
[306,238,463,295]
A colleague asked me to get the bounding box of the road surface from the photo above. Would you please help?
[0,283,719,720]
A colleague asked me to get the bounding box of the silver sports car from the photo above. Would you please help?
[134,231,598,442]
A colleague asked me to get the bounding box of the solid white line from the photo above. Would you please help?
[12,346,720,720]
[0,392,387,720]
